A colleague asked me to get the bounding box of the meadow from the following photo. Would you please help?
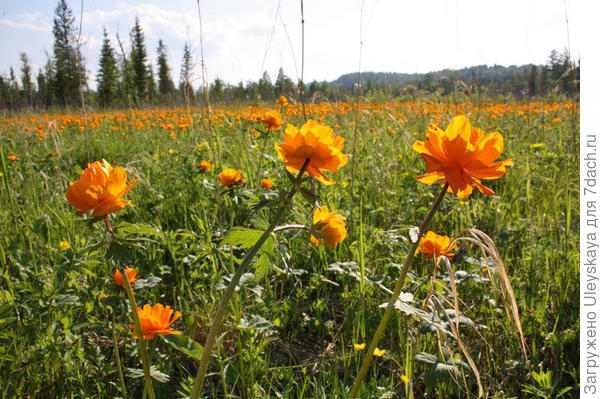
[0,97,579,398]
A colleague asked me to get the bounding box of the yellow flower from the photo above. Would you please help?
[219,168,245,187]
[310,206,347,248]
[130,303,182,340]
[401,375,410,384]
[354,343,366,351]
[59,241,71,251]
[168,149,174,154]
[412,115,512,199]
[373,348,386,357]
[530,143,544,149]
[275,120,348,185]
[113,266,140,288]
[66,159,138,217]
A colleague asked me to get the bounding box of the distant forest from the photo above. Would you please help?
[0,0,580,111]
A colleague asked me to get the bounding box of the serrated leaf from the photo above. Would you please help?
[239,314,272,331]
[161,334,203,361]
[415,351,438,364]
[133,276,162,290]
[53,294,80,305]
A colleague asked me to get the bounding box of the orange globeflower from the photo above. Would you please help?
[7,155,18,161]
[277,95,288,106]
[416,231,457,259]
[275,119,348,185]
[310,206,347,248]
[219,168,245,187]
[260,111,283,131]
[261,178,273,190]
[412,115,512,199]
[130,303,182,339]
[66,159,138,217]
[197,160,212,171]
[113,266,140,288]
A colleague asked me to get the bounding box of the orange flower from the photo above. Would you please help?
[261,178,273,190]
[260,111,282,131]
[219,168,245,186]
[275,120,348,185]
[551,117,562,124]
[412,115,512,198]
[416,231,457,259]
[197,160,212,171]
[113,266,140,288]
[310,206,347,248]
[277,95,288,106]
[7,155,18,161]
[130,303,182,339]
[66,159,138,217]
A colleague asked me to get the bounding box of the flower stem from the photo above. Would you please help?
[349,182,449,399]
[111,312,128,398]
[189,158,311,399]
[122,273,155,399]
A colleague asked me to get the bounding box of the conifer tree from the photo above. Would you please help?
[157,39,174,99]
[96,28,118,107]
[51,0,86,106]
[130,17,148,102]
[180,41,193,102]
[20,53,33,107]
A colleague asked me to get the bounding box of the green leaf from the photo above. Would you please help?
[126,366,170,383]
[53,294,80,306]
[133,276,162,290]
[161,334,203,361]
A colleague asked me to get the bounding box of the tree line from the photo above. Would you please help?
[0,0,580,111]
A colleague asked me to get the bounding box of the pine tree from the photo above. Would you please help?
[180,41,193,103]
[146,63,156,100]
[156,39,174,99]
[51,0,85,106]
[130,17,148,102]
[275,68,293,96]
[96,28,118,107]
[20,53,33,107]
[527,65,537,98]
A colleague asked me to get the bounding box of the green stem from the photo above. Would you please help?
[189,158,311,399]
[349,182,449,399]
[111,312,128,398]
[123,273,155,399]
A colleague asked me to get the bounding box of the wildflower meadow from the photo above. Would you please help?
[0,98,579,397]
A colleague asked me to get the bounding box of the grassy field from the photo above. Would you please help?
[0,98,579,398]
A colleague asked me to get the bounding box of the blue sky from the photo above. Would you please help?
[0,0,581,89]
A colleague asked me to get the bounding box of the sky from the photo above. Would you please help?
[0,0,581,89]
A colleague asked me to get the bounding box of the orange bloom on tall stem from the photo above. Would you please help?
[130,303,182,339]
[277,95,288,106]
[260,111,282,131]
[261,178,273,190]
[412,115,512,199]
[113,266,140,288]
[219,168,245,187]
[417,231,457,259]
[310,206,347,248]
[66,159,138,217]
[197,160,212,171]
[275,120,348,185]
